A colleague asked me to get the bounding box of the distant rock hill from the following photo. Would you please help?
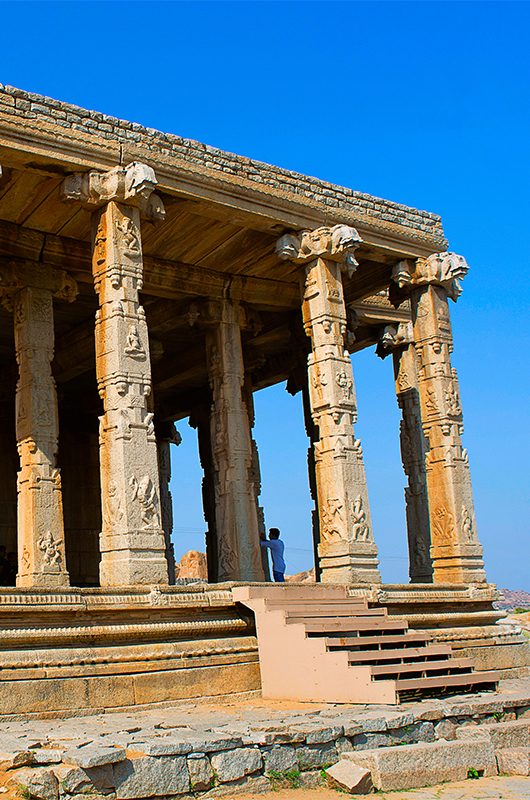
[495,588,530,610]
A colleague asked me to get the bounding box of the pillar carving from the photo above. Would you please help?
[202,300,264,582]
[62,162,169,586]
[380,323,432,582]
[157,421,181,585]
[392,252,486,583]
[0,262,78,587]
[277,225,381,583]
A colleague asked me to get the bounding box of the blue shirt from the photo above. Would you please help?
[261,538,285,572]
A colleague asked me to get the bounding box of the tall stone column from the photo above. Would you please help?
[277,225,381,584]
[157,421,181,585]
[62,163,169,586]
[380,323,432,582]
[0,262,78,587]
[392,253,486,583]
[203,300,264,582]
[244,380,271,581]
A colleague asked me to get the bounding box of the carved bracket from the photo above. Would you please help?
[276,224,362,278]
[61,162,165,221]
[391,252,469,302]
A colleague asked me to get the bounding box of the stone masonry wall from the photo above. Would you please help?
[0,84,446,246]
[2,687,530,799]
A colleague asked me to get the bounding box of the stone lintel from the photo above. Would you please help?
[0,259,78,305]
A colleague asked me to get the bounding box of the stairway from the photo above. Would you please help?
[233,585,498,704]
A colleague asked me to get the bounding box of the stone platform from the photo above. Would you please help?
[0,582,528,717]
[0,679,529,799]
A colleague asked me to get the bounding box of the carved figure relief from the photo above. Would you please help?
[432,507,456,544]
[38,531,62,572]
[21,546,30,572]
[445,381,461,416]
[321,498,345,543]
[104,480,124,528]
[124,325,146,359]
[336,369,353,400]
[426,387,438,414]
[351,495,371,541]
[462,505,474,541]
[116,217,141,255]
[130,474,160,528]
[144,412,155,437]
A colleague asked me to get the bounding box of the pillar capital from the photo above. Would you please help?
[61,161,165,221]
[276,224,362,277]
[392,251,469,301]
[377,321,414,358]
[0,260,78,308]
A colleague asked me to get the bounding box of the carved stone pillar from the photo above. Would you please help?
[62,163,169,586]
[392,253,486,583]
[277,225,381,584]
[190,405,218,582]
[380,323,432,582]
[203,300,264,582]
[157,421,181,585]
[0,263,78,587]
[244,381,271,581]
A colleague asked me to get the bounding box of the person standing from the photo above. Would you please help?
[260,528,286,582]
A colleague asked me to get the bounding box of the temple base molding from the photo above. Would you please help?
[0,582,525,716]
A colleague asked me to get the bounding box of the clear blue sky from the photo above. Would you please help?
[2,1,528,588]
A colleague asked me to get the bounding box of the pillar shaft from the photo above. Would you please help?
[393,252,486,584]
[389,329,432,582]
[157,422,180,585]
[92,200,168,585]
[277,226,380,584]
[14,287,70,587]
[205,300,264,581]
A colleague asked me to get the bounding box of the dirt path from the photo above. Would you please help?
[225,776,530,799]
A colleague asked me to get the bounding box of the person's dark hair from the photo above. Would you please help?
[0,545,6,554]
[269,528,280,540]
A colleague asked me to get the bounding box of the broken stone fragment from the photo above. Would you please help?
[326,759,373,794]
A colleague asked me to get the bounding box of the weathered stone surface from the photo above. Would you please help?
[326,759,373,794]
[8,768,59,800]
[353,721,435,750]
[63,744,126,769]
[343,737,496,791]
[210,747,262,783]
[113,756,189,798]
[456,720,530,750]
[31,750,63,765]
[188,755,214,791]
[496,747,530,776]
[435,719,458,740]
[297,769,324,788]
[202,774,270,797]
[335,736,354,754]
[133,738,193,756]
[0,747,36,769]
[262,745,297,773]
[296,742,338,770]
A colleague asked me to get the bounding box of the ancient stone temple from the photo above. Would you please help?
[0,85,526,714]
